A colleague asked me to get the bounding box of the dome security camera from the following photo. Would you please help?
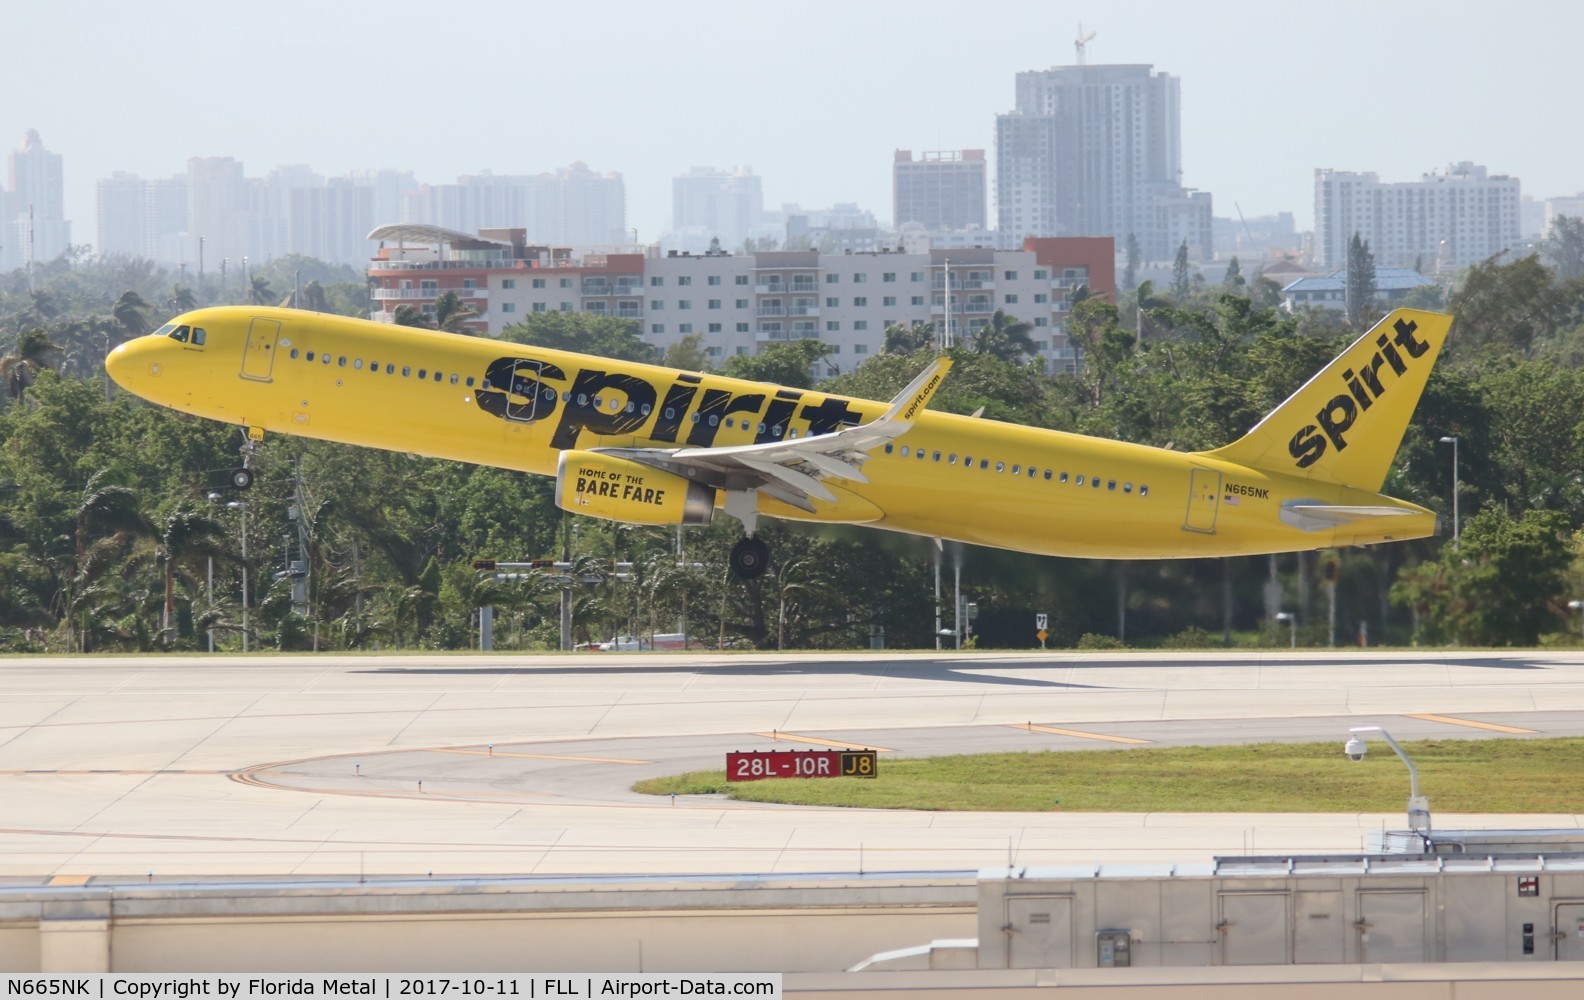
[1344,736,1367,762]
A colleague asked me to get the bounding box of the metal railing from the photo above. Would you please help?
[372,287,490,300]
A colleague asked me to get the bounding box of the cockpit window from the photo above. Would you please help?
[153,323,176,338]
[169,325,190,343]
[191,328,206,345]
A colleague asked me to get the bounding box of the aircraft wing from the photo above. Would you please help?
[592,357,951,513]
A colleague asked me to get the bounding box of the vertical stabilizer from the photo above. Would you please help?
[1200,309,1452,491]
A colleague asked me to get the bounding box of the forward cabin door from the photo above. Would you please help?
[1184,467,1221,534]
[241,318,281,381]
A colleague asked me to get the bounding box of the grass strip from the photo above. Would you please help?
[633,738,1584,812]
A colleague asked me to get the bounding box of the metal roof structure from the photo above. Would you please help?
[367,224,512,247]
[1282,267,1436,294]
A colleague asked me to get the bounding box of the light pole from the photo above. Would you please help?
[1275,611,1296,649]
[1570,600,1584,642]
[1346,725,1431,840]
[228,500,249,653]
[1438,436,1459,545]
[206,491,223,653]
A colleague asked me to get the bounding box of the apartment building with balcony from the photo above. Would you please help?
[1314,163,1521,271]
[368,225,1113,375]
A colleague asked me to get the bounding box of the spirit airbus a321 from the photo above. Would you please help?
[107,306,1450,578]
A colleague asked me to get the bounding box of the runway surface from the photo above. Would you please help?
[3,649,1582,882]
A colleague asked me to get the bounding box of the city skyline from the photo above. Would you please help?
[5,0,1581,260]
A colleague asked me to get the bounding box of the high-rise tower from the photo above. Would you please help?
[996,64,1209,262]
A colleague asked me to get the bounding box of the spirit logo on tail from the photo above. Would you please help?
[1288,317,1434,468]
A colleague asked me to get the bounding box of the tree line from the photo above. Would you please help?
[5,228,1584,653]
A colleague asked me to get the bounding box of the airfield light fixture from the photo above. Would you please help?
[1346,725,1431,841]
[1274,611,1296,649]
[1437,436,1460,545]
[1571,599,1584,640]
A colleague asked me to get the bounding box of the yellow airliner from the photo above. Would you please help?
[106,306,1449,578]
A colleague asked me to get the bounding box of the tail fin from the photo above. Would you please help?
[1201,308,1452,491]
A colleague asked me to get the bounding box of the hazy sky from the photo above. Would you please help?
[7,0,1578,247]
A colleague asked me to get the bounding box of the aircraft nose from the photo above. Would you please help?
[105,336,162,398]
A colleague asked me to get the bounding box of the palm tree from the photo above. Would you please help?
[1,327,64,400]
[112,290,152,340]
[56,472,154,652]
[434,290,480,333]
[158,503,230,645]
[15,289,61,328]
[392,304,429,328]
[166,284,198,314]
[301,280,328,313]
[970,310,1036,362]
[73,472,152,567]
[247,276,275,306]
[883,321,936,355]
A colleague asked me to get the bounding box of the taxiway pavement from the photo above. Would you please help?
[3,649,1581,882]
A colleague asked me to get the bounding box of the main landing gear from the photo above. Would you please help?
[729,536,770,579]
[724,490,770,580]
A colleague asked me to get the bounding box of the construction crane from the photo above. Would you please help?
[1075,23,1096,65]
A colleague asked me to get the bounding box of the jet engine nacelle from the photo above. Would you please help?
[555,450,715,526]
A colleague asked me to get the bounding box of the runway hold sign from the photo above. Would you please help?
[727,749,877,781]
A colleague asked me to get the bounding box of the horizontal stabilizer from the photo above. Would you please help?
[1281,503,1417,532]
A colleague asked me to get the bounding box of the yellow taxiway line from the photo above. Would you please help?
[752,732,894,752]
[1007,723,1152,745]
[428,748,652,765]
[1405,713,1537,735]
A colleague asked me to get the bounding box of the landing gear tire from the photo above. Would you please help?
[729,536,770,580]
[230,468,255,490]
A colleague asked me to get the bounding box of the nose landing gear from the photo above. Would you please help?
[230,426,263,491]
